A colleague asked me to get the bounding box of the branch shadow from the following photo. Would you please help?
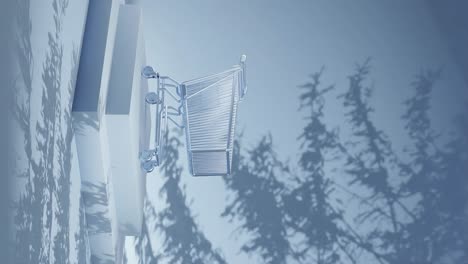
[138,131,226,264]
[13,0,78,263]
[223,135,291,264]
[81,181,112,235]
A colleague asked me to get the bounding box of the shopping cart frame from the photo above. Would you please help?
[140,55,247,176]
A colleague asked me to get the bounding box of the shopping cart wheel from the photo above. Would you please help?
[139,149,154,161]
[142,160,156,173]
[145,92,161,104]
[142,66,158,79]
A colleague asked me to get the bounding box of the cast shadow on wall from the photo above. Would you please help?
[134,60,467,264]
[135,131,227,264]
[12,0,88,263]
[222,60,468,264]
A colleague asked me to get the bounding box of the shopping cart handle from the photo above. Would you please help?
[240,54,247,63]
[239,55,247,99]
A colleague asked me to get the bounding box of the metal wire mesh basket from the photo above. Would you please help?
[181,57,246,176]
[141,55,247,176]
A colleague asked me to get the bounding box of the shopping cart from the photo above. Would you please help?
[140,55,247,176]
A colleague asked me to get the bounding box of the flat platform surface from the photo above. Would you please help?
[105,4,149,236]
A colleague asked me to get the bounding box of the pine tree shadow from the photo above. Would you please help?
[72,111,99,135]
[222,62,468,264]
[223,135,291,264]
[81,182,112,235]
[75,197,90,264]
[135,130,226,264]
[337,61,468,263]
[134,199,160,264]
[13,0,76,262]
[52,47,79,264]
[12,0,34,262]
[397,71,468,263]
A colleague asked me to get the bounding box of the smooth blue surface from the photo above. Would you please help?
[73,0,113,112]
[141,1,468,263]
